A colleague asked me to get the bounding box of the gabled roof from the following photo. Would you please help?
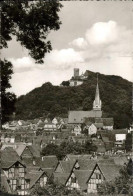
[54,172,70,185]
[101,136,110,143]
[113,129,128,134]
[95,118,114,126]
[1,148,21,168]
[64,154,92,161]
[98,163,121,181]
[26,171,45,188]
[113,156,128,166]
[94,122,103,128]
[41,156,58,169]
[28,145,40,157]
[78,159,96,170]
[15,144,26,156]
[20,145,40,158]
[74,170,92,190]
[40,168,54,178]
[1,170,12,193]
[68,110,102,124]
[96,144,106,153]
[59,160,77,173]
[83,117,95,124]
[102,118,114,126]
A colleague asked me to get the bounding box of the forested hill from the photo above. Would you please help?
[15,71,132,128]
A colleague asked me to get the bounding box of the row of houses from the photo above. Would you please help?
[2,117,68,131]
[0,128,130,156]
[1,145,132,195]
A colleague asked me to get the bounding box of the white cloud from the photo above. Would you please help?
[8,20,133,96]
[8,48,84,73]
[85,21,118,45]
[45,48,84,69]
[9,57,35,73]
[69,37,88,49]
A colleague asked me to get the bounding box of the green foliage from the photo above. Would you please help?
[1,0,62,63]
[98,159,133,195]
[41,141,97,160]
[16,72,132,128]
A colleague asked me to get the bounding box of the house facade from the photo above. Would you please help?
[87,164,105,193]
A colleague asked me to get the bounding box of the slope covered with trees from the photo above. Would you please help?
[15,71,132,128]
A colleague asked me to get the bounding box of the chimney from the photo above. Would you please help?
[74,68,79,78]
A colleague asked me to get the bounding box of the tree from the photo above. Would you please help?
[82,97,92,111]
[61,81,70,87]
[125,133,132,152]
[1,1,62,124]
[1,1,63,63]
[31,180,83,196]
[98,159,133,195]
[1,59,16,124]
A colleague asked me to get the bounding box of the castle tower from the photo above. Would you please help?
[74,68,79,78]
[93,74,102,111]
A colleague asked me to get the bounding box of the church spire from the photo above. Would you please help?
[93,74,102,111]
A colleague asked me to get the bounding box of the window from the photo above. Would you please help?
[8,168,14,178]
[21,179,25,190]
[40,176,47,187]
[19,167,25,177]
[10,179,17,191]
[71,177,76,183]
[74,81,77,86]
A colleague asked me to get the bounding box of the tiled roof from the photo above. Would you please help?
[113,129,128,134]
[95,118,114,126]
[59,160,77,173]
[1,170,12,193]
[68,111,102,124]
[98,163,121,181]
[28,145,40,157]
[78,159,96,170]
[83,117,95,124]
[64,154,92,161]
[41,156,58,169]
[74,170,92,190]
[1,148,21,168]
[94,123,103,128]
[54,172,70,185]
[26,171,45,188]
[96,144,106,153]
[41,168,54,178]
[15,144,26,156]
[101,136,110,143]
[95,118,103,123]
[113,156,128,166]
[97,158,115,165]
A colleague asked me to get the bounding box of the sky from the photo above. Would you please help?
[1,1,133,96]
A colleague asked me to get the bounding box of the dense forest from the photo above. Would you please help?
[15,71,132,128]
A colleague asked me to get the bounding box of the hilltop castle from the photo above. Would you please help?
[69,68,87,86]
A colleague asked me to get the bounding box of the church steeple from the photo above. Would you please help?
[93,74,102,111]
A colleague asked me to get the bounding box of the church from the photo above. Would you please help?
[68,75,114,131]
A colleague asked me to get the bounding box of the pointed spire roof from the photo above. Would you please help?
[93,74,102,111]
[95,74,100,105]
